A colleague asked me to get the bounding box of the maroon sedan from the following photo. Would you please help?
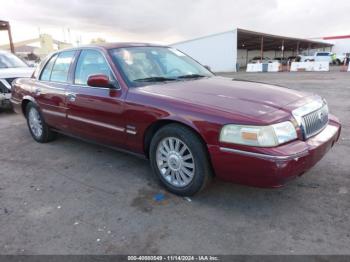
[11,43,341,196]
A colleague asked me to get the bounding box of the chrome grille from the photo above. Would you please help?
[302,104,329,139]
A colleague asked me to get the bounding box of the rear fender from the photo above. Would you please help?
[20,95,38,115]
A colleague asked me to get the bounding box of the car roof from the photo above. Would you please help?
[92,42,168,49]
[57,42,169,53]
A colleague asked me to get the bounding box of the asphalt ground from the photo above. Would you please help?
[0,70,349,255]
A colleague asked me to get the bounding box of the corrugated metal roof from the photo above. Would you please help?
[172,28,332,51]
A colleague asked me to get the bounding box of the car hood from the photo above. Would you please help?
[0,67,34,78]
[137,77,312,120]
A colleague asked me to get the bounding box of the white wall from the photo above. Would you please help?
[172,30,237,72]
[328,38,350,55]
[308,38,346,55]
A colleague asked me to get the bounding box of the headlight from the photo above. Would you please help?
[219,121,297,147]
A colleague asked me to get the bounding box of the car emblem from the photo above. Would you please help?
[318,111,325,122]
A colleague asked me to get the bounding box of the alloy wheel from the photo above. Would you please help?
[28,107,43,138]
[156,137,195,187]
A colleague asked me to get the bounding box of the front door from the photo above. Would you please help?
[66,49,126,148]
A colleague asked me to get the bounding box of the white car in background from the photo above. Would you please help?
[300,52,347,65]
[300,52,333,63]
[249,56,273,64]
[0,50,34,109]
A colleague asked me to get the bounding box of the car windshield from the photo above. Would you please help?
[0,52,28,69]
[109,46,213,86]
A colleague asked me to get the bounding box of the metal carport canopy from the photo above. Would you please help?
[237,28,332,52]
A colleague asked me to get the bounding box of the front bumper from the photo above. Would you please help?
[208,118,341,187]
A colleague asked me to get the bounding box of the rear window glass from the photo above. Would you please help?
[50,51,76,83]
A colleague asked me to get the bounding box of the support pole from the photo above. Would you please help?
[246,49,249,67]
[6,22,15,54]
[281,40,285,59]
[296,41,300,55]
[260,36,264,63]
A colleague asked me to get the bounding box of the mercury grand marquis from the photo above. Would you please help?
[11,43,341,196]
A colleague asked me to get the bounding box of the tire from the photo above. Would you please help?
[149,123,212,196]
[25,102,56,143]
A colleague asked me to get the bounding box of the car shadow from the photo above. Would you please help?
[194,174,319,213]
[49,133,321,217]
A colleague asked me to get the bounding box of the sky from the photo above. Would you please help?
[1,0,350,46]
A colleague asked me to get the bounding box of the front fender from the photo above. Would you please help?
[160,115,203,136]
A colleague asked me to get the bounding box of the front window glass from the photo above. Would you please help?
[109,47,213,86]
[0,52,28,68]
[74,50,112,85]
[50,51,76,83]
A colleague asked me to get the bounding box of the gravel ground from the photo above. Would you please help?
[0,70,349,255]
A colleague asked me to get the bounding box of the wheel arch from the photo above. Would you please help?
[143,118,210,160]
[21,96,37,116]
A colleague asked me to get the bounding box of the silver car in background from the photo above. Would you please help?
[0,50,34,109]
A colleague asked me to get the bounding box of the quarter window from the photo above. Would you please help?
[50,51,76,83]
[74,50,112,85]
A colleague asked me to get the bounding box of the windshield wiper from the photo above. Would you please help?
[176,74,207,79]
[134,76,177,82]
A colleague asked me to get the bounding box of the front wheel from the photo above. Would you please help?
[25,102,56,143]
[149,124,212,196]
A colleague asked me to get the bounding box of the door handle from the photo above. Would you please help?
[67,93,77,102]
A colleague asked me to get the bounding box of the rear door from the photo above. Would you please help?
[35,51,77,131]
[65,49,126,148]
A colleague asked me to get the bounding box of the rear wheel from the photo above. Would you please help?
[150,124,212,196]
[25,102,56,143]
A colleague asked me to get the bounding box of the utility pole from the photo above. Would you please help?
[0,20,15,53]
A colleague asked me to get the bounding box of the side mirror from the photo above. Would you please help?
[87,74,112,88]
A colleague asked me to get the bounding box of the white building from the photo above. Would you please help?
[313,35,350,56]
[172,28,332,72]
